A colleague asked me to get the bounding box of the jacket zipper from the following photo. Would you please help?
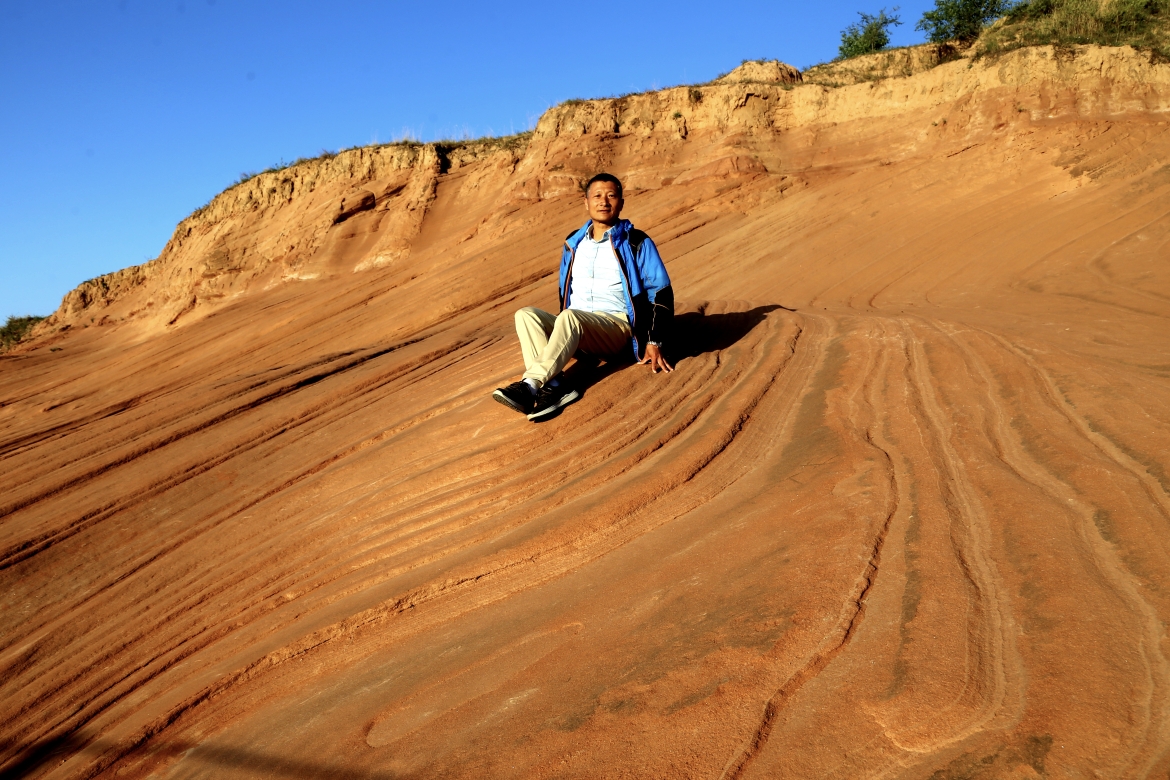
[608,234,636,329]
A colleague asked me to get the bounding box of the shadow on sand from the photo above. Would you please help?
[535,303,788,422]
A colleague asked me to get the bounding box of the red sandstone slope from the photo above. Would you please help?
[2,45,1170,779]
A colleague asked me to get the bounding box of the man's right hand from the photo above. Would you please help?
[638,344,674,373]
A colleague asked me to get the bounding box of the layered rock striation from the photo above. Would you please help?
[3,44,1170,780]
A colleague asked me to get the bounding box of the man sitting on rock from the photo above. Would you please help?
[492,172,675,421]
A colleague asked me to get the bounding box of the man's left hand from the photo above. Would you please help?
[639,344,674,374]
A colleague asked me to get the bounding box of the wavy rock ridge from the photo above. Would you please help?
[2,44,1170,779]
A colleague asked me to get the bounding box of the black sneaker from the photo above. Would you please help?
[527,383,580,421]
[492,381,536,414]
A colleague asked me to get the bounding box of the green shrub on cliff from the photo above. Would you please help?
[839,9,903,58]
[980,0,1170,55]
[1,315,45,351]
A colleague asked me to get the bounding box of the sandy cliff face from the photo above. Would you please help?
[3,44,1170,780]
[46,143,449,330]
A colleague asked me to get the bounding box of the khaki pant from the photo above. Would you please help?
[515,307,632,386]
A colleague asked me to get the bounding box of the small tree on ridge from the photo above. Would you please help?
[839,8,903,59]
[917,0,1015,44]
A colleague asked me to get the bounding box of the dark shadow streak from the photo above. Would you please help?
[669,304,787,361]
[1,734,75,780]
[1,735,415,780]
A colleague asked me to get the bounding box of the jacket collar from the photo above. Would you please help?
[573,218,631,247]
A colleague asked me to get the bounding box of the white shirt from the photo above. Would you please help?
[568,227,627,317]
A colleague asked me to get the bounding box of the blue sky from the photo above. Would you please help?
[0,0,937,319]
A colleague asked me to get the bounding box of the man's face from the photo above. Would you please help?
[585,181,623,226]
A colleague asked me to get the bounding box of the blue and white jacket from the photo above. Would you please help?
[560,219,674,360]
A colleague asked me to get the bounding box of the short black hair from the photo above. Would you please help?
[584,172,623,199]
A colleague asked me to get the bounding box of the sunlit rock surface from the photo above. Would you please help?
[3,45,1170,779]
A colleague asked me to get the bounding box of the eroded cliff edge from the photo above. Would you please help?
[34,44,1170,338]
